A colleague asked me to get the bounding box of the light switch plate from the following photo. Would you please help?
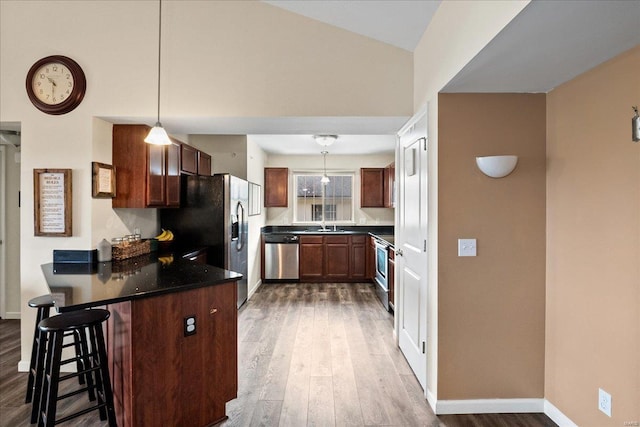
[458,239,477,257]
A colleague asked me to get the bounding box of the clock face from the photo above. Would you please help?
[31,61,75,105]
[26,55,86,115]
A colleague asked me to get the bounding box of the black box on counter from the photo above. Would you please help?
[53,249,98,264]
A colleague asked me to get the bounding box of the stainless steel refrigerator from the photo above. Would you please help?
[160,174,248,308]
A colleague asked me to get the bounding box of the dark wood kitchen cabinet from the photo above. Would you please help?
[181,143,198,174]
[264,167,288,207]
[198,152,212,176]
[350,235,367,279]
[325,235,350,280]
[299,235,324,280]
[180,143,211,176]
[384,162,395,208]
[113,124,181,208]
[297,234,367,282]
[107,281,237,426]
[181,144,212,176]
[361,168,385,207]
[361,165,395,208]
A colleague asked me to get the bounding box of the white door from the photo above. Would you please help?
[396,111,428,390]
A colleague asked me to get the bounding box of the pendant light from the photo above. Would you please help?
[145,0,172,145]
[321,150,330,184]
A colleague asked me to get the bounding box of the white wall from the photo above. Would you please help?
[0,0,411,365]
[266,153,395,226]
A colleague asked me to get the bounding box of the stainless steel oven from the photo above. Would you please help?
[374,238,389,311]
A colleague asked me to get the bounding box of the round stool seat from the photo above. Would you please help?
[39,309,110,333]
[28,295,55,309]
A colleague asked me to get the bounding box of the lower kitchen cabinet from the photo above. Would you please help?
[350,235,367,279]
[299,235,324,280]
[325,236,350,280]
[366,236,376,280]
[299,234,367,282]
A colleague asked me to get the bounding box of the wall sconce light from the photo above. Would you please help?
[632,106,639,142]
[475,155,518,178]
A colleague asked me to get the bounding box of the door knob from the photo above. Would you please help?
[396,249,404,256]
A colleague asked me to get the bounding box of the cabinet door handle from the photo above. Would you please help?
[210,308,218,315]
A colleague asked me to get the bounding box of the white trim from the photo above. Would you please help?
[248,279,262,300]
[544,399,579,427]
[426,388,437,413]
[3,311,20,319]
[18,360,30,372]
[435,398,544,415]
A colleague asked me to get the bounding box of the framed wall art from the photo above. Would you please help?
[92,162,116,198]
[34,168,72,237]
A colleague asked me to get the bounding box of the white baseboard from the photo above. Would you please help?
[435,398,544,415]
[18,360,30,372]
[544,400,578,427]
[248,279,262,300]
[426,389,437,413]
[3,311,20,319]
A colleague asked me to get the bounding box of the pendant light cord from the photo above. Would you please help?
[156,0,162,124]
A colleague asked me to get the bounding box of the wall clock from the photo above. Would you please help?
[26,55,86,115]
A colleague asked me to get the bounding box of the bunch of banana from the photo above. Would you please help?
[158,254,174,266]
[155,229,174,242]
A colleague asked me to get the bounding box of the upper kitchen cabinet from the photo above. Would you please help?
[384,162,395,208]
[360,168,385,207]
[198,152,212,176]
[361,165,395,208]
[112,124,181,208]
[180,144,212,176]
[264,167,288,207]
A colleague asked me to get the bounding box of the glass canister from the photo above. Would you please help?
[97,238,112,262]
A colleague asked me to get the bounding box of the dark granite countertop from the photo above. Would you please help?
[262,225,394,236]
[41,254,242,312]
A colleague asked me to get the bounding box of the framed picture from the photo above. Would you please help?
[92,162,116,198]
[34,168,72,237]
[248,182,261,216]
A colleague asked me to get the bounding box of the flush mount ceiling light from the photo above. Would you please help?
[314,135,338,147]
[145,0,171,146]
[476,155,518,178]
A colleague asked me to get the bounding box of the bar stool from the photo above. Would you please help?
[37,309,116,427]
[26,295,95,424]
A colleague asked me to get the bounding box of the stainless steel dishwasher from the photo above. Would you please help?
[264,234,299,280]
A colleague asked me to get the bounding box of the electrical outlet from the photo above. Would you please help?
[598,388,612,417]
[184,315,196,337]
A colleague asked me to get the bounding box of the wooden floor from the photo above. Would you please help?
[1,282,557,427]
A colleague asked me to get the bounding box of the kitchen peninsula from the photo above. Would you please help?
[41,255,241,427]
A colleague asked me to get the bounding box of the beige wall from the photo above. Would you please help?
[266,153,395,226]
[545,46,640,426]
[189,135,248,180]
[0,0,411,365]
[438,93,546,399]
